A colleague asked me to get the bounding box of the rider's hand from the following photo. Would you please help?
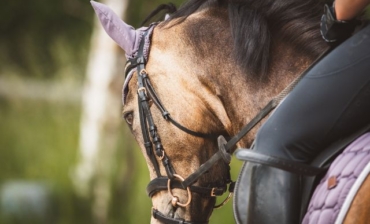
[320,4,359,44]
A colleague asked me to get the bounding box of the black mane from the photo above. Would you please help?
[141,3,177,26]
[166,0,331,81]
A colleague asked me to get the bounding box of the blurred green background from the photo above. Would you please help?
[0,0,242,223]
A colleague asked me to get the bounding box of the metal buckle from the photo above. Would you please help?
[140,69,147,75]
[211,188,217,197]
[137,87,147,95]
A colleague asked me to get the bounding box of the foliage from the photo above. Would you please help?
[0,97,92,223]
[0,0,93,80]
[126,0,181,26]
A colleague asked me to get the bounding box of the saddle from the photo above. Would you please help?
[234,123,370,224]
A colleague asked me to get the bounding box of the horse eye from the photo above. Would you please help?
[124,112,134,126]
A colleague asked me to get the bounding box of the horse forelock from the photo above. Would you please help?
[166,0,330,81]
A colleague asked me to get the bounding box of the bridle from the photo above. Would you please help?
[125,30,234,224]
[124,26,331,224]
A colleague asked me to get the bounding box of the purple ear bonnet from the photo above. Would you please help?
[90,1,155,60]
[91,1,158,104]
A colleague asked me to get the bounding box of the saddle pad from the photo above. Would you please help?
[302,132,370,224]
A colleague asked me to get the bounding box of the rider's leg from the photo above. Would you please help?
[237,24,370,224]
[255,24,370,162]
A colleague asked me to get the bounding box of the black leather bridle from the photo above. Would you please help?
[125,30,235,224]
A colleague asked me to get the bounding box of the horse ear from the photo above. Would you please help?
[90,1,139,56]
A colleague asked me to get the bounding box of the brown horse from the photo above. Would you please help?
[91,0,370,223]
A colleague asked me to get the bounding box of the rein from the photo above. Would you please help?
[125,28,331,223]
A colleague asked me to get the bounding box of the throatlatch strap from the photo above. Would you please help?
[235,149,326,176]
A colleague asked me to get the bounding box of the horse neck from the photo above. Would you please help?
[217,40,316,148]
[163,8,323,148]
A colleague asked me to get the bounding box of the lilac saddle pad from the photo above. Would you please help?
[302,132,370,224]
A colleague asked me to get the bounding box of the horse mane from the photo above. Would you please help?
[161,0,331,81]
[141,3,177,26]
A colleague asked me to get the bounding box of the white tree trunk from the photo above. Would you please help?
[73,0,129,222]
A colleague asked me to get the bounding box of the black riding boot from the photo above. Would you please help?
[233,152,302,224]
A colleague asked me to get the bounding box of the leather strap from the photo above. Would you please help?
[235,149,326,176]
[139,98,162,177]
[147,177,227,198]
[133,30,164,177]
[144,76,219,139]
[182,136,231,188]
[152,208,209,224]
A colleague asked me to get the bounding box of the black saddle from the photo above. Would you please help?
[233,123,370,224]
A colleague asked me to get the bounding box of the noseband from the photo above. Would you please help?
[125,30,235,224]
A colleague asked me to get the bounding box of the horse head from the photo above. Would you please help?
[92,0,328,223]
[92,2,235,223]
